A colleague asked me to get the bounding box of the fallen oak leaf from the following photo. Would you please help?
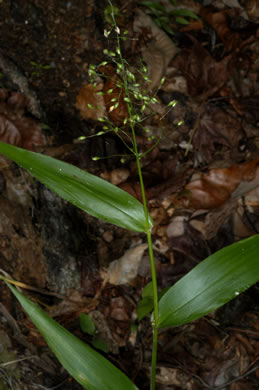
[175,157,259,209]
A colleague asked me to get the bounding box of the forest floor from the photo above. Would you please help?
[0,1,259,389]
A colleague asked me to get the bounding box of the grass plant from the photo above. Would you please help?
[0,3,259,390]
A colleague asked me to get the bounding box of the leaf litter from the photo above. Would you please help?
[0,0,259,389]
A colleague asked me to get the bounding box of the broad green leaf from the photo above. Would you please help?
[157,235,259,328]
[0,142,152,232]
[6,282,138,390]
[80,314,96,336]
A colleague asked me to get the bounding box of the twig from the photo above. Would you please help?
[0,355,37,368]
[31,379,67,390]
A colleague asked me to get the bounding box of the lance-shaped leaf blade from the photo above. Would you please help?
[6,282,139,390]
[157,235,259,328]
[0,142,152,232]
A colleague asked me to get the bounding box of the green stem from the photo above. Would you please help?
[147,229,159,390]
[110,11,159,387]
[129,111,159,390]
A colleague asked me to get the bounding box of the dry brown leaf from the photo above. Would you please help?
[119,181,144,202]
[176,157,259,209]
[100,168,130,185]
[239,0,259,22]
[75,82,105,121]
[110,296,131,322]
[99,64,129,125]
[171,37,234,99]
[200,7,241,51]
[235,96,259,125]
[0,89,46,150]
[103,243,148,285]
[133,9,178,91]
[193,104,244,163]
[179,19,204,32]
